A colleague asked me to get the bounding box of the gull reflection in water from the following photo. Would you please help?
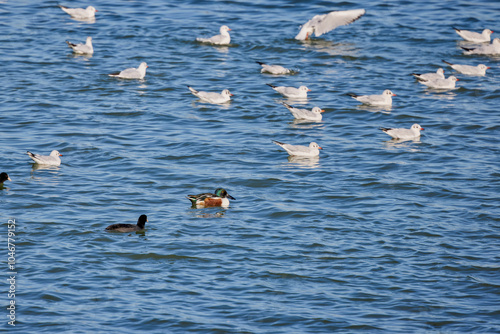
[211,46,230,54]
[30,164,61,172]
[383,138,422,151]
[356,104,392,114]
[300,39,359,57]
[191,100,232,110]
[283,155,321,169]
[421,90,457,100]
[289,119,325,130]
[30,164,62,183]
[70,17,96,24]
[280,97,309,106]
[68,53,93,61]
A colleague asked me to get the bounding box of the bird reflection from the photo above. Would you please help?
[189,209,226,218]
[284,155,321,168]
[274,97,309,105]
[70,17,96,24]
[300,40,359,57]
[30,164,61,173]
[383,138,422,150]
[356,105,392,114]
[289,119,324,129]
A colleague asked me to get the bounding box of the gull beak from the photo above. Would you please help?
[392,93,397,96]
[308,89,312,92]
[318,146,323,150]
[487,67,491,69]
[320,109,325,113]
[456,78,459,81]
[8,176,12,181]
[59,153,63,156]
[421,128,425,131]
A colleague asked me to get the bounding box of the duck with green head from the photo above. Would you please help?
[187,188,235,208]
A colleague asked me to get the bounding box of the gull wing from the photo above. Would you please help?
[313,9,366,37]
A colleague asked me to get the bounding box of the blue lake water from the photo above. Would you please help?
[1,0,500,332]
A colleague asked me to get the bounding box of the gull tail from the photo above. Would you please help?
[266,83,276,89]
[442,60,453,66]
[272,140,285,147]
[346,93,358,98]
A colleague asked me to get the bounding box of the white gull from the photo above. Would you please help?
[257,62,293,75]
[109,62,148,79]
[282,103,324,121]
[66,36,93,55]
[381,124,424,140]
[27,150,62,166]
[59,5,97,19]
[453,27,493,43]
[295,9,366,40]
[267,84,310,99]
[196,25,231,45]
[442,60,489,76]
[347,89,396,106]
[188,86,233,104]
[273,141,322,157]
[462,38,500,55]
[411,68,445,81]
[417,75,458,89]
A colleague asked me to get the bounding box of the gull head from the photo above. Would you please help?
[222,89,233,97]
[309,142,322,150]
[383,90,396,96]
[411,124,424,131]
[220,25,231,33]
